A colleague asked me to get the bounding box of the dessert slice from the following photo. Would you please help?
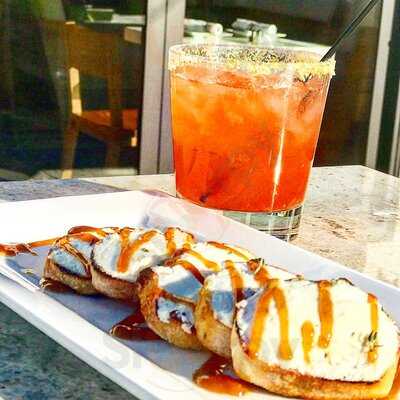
[91,227,194,300]
[232,278,400,400]
[195,259,295,358]
[138,241,255,350]
[44,226,115,294]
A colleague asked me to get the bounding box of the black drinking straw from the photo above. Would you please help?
[321,0,381,61]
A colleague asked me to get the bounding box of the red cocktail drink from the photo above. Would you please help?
[169,46,334,238]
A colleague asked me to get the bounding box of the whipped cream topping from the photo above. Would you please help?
[208,261,295,327]
[236,279,399,382]
[174,242,253,277]
[48,237,93,277]
[157,297,195,334]
[92,227,194,282]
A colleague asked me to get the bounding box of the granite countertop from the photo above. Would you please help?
[0,165,399,399]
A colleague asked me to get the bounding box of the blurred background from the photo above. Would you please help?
[0,0,399,181]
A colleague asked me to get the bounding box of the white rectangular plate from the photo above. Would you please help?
[0,190,399,400]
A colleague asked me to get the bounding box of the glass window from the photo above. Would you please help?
[0,0,146,180]
[184,0,383,167]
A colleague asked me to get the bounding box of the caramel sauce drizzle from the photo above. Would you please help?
[225,260,245,303]
[0,226,110,258]
[301,321,315,364]
[164,228,193,257]
[247,259,270,286]
[193,354,251,396]
[368,293,379,363]
[110,309,160,341]
[0,238,59,257]
[0,243,37,257]
[68,226,108,237]
[68,232,101,244]
[317,280,333,349]
[254,269,271,286]
[29,238,59,248]
[61,241,91,274]
[247,280,293,360]
[247,281,276,359]
[164,227,177,256]
[208,242,250,261]
[174,259,204,284]
[0,226,111,259]
[274,286,293,360]
[182,249,220,271]
[40,277,75,293]
[117,229,158,273]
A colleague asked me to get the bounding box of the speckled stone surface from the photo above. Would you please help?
[0,179,124,203]
[0,166,399,400]
[296,166,400,287]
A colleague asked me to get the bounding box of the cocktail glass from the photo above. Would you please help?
[169,45,334,240]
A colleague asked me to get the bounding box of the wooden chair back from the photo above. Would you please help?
[64,22,123,127]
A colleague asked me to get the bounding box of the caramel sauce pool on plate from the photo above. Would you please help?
[193,354,251,396]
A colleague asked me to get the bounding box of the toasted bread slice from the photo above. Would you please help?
[138,268,202,350]
[90,262,137,300]
[231,278,400,400]
[91,227,194,301]
[232,328,399,400]
[195,284,231,357]
[195,260,296,358]
[44,257,96,295]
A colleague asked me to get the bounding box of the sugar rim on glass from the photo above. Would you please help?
[168,44,335,79]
